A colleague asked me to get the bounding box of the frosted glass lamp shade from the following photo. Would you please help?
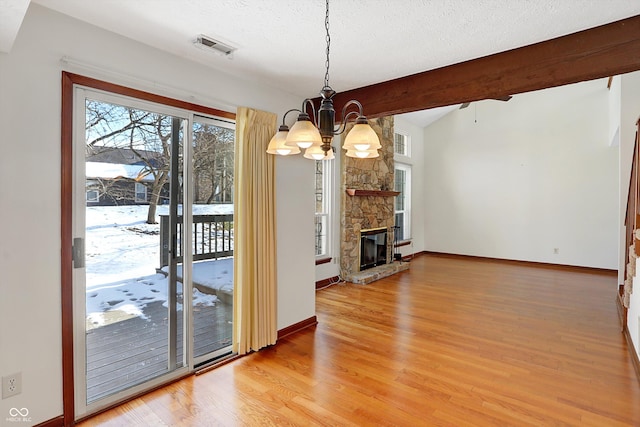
[342,123,381,151]
[304,145,334,160]
[286,119,322,149]
[267,130,301,155]
[346,148,379,159]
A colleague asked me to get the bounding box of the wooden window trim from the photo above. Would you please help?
[394,240,411,248]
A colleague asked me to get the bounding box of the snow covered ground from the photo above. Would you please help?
[85,204,233,327]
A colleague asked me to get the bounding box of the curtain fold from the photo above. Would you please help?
[233,107,278,355]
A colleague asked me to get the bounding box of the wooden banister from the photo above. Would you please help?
[624,135,638,262]
[621,121,640,330]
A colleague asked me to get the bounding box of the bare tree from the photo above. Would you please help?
[85,99,173,224]
[128,111,171,224]
[193,122,234,204]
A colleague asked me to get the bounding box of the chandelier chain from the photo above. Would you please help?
[324,0,331,89]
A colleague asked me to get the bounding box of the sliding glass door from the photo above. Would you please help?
[72,88,234,417]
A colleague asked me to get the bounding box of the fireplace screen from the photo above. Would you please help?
[360,228,387,271]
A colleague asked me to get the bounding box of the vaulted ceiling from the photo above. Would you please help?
[3,1,640,125]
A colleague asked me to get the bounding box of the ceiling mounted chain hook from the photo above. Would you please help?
[323,0,331,90]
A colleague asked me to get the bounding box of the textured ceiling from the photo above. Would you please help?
[4,1,640,125]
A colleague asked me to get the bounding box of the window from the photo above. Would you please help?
[394,131,411,242]
[394,164,411,241]
[315,159,332,258]
[86,189,99,203]
[134,182,147,202]
[394,132,410,157]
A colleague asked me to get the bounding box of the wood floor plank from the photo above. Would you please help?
[78,254,640,426]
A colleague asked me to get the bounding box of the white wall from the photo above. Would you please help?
[0,4,316,425]
[422,79,619,269]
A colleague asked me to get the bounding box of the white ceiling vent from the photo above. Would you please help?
[194,34,236,57]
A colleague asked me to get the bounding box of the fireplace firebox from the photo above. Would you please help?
[360,228,387,271]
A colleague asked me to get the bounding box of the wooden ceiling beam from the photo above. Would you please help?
[324,14,640,119]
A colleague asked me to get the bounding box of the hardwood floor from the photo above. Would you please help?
[77,254,640,426]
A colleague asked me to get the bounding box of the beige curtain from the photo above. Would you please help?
[233,107,278,354]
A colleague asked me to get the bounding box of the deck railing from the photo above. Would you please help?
[159,214,234,268]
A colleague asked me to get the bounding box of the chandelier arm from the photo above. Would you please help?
[334,110,364,135]
[332,99,366,133]
[301,98,318,125]
[282,108,301,126]
[340,99,365,118]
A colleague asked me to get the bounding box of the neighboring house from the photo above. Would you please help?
[85,161,159,206]
[85,148,167,206]
[85,145,234,206]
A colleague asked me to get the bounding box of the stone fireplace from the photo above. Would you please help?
[340,116,405,282]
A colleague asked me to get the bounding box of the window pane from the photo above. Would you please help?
[83,97,186,404]
[86,190,99,202]
[315,161,324,214]
[394,165,410,241]
[395,169,405,211]
[315,160,331,258]
[394,133,405,155]
[135,182,147,202]
[395,213,405,241]
[191,116,235,361]
[192,120,235,204]
[315,214,327,256]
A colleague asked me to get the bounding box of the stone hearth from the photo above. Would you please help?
[349,261,410,285]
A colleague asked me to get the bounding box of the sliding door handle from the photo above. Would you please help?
[73,237,85,269]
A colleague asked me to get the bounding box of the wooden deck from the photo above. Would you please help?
[86,300,232,403]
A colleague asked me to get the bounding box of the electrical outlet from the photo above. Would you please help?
[2,372,22,399]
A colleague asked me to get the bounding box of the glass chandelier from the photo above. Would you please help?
[266,0,380,160]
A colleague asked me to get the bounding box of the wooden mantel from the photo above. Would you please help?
[346,189,400,197]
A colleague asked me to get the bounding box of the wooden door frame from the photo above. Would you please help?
[60,72,234,425]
